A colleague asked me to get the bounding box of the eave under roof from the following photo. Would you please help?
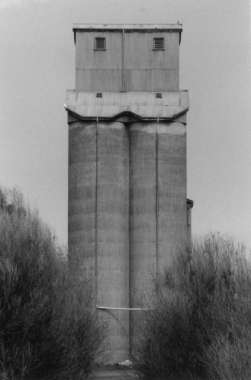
[73,23,182,31]
[73,23,183,43]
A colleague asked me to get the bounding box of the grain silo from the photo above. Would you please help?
[65,24,191,364]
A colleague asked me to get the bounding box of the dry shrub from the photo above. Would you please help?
[205,331,251,380]
[133,289,202,379]
[0,187,107,380]
[133,233,251,380]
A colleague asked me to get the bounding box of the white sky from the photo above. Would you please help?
[0,0,251,248]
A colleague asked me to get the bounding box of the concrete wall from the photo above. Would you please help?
[68,118,187,363]
[69,22,188,365]
[157,122,187,268]
[68,120,129,363]
[97,122,129,361]
[68,121,96,283]
[129,122,157,299]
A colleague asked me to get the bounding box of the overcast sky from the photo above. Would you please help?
[0,0,250,248]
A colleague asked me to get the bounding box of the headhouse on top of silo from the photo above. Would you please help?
[73,24,182,92]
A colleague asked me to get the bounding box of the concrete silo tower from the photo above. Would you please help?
[65,24,191,363]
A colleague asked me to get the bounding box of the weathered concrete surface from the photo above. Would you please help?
[68,119,189,363]
[157,121,187,269]
[129,122,157,297]
[69,121,130,363]
[97,122,129,362]
[68,121,96,286]
[128,121,187,352]
[65,90,189,120]
[67,21,191,367]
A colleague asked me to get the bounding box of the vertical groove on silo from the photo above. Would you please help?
[122,30,125,91]
[129,122,157,350]
[97,121,129,362]
[68,121,96,284]
[95,120,98,304]
[158,122,187,269]
[155,122,159,277]
[128,123,133,355]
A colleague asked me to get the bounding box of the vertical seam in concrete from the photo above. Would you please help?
[122,30,125,91]
[156,120,159,277]
[128,124,132,354]
[75,36,77,91]
[95,119,99,304]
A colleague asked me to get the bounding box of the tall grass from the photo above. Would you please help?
[133,234,251,379]
[0,187,107,380]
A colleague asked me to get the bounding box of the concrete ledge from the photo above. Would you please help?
[91,370,206,380]
[91,369,138,379]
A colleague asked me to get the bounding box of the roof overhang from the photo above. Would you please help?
[73,23,182,31]
[73,24,183,44]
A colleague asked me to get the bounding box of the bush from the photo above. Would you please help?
[0,187,106,380]
[133,234,251,379]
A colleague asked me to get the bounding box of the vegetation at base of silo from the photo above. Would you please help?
[0,187,107,380]
[133,234,251,380]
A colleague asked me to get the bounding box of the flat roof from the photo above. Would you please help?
[73,23,182,32]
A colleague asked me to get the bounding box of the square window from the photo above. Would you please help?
[153,37,165,50]
[94,37,106,50]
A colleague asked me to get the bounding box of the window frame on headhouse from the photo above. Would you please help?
[94,37,106,50]
[153,37,165,50]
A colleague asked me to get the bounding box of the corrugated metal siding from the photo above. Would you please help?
[76,31,122,69]
[76,31,122,91]
[124,32,179,91]
[75,30,180,92]
[124,32,179,69]
[76,69,122,92]
[124,69,178,91]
